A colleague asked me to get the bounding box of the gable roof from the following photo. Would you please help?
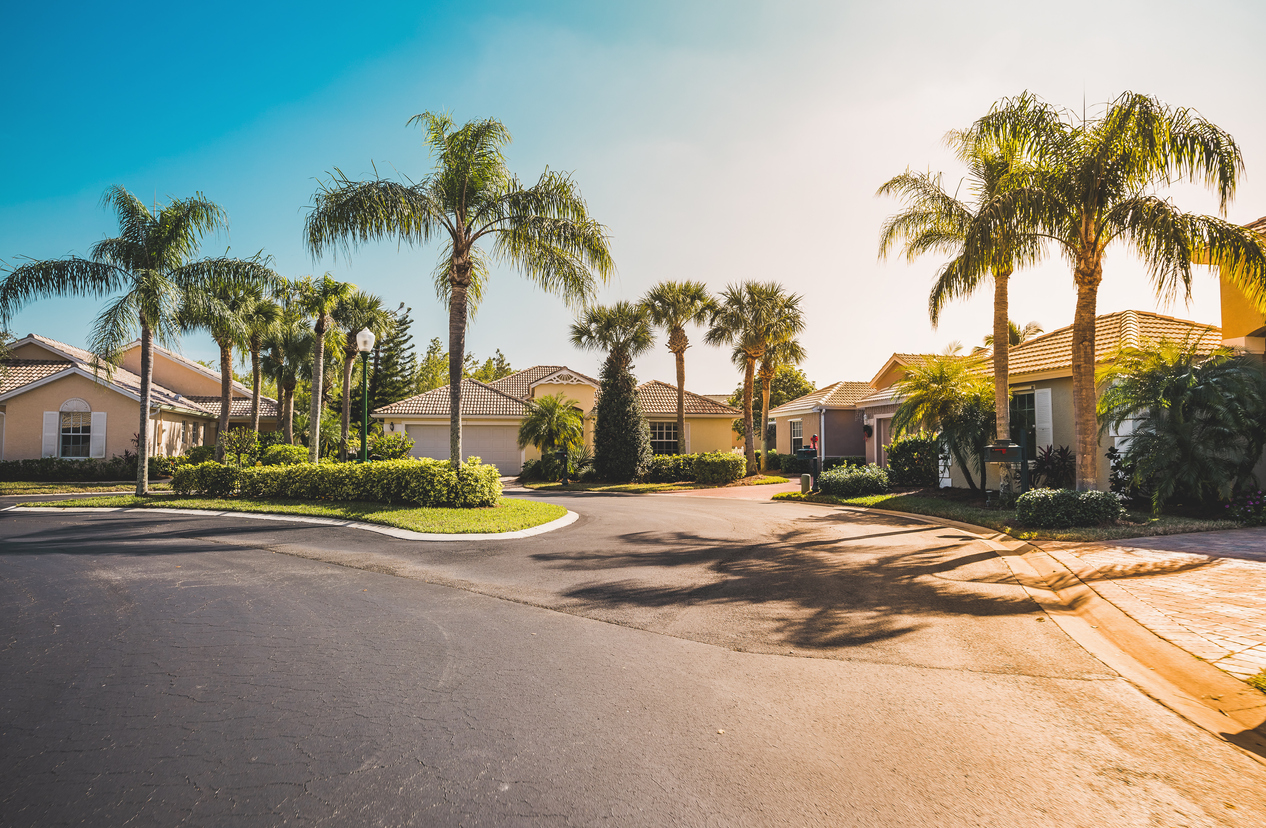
[768,381,874,416]
[1008,310,1221,377]
[868,352,970,389]
[0,359,74,394]
[186,396,280,419]
[635,380,741,417]
[122,339,252,397]
[372,378,530,418]
[488,365,600,398]
[1244,215,1266,235]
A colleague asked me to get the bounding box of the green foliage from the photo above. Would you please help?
[1225,491,1266,526]
[185,445,215,464]
[217,428,260,467]
[645,453,698,483]
[891,352,994,491]
[518,392,584,453]
[592,353,652,482]
[1097,343,1266,512]
[693,452,746,486]
[370,302,416,409]
[468,349,513,383]
[369,432,414,460]
[773,454,865,475]
[817,464,891,497]
[261,444,309,466]
[174,458,501,507]
[1033,445,1075,489]
[729,365,815,437]
[0,455,172,482]
[1248,670,1266,695]
[1015,488,1123,528]
[764,450,782,471]
[886,434,940,487]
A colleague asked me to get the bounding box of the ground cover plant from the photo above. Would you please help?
[27,495,564,535]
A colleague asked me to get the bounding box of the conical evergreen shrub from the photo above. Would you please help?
[593,354,651,481]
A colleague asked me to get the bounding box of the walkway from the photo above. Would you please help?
[659,479,803,500]
[1041,528,1266,681]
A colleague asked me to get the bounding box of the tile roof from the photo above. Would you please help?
[372,378,530,417]
[1244,216,1266,235]
[186,396,280,419]
[123,339,253,396]
[489,365,599,398]
[0,359,74,394]
[768,381,874,415]
[1007,310,1221,376]
[635,380,741,416]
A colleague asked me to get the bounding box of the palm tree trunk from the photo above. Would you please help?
[742,356,756,477]
[282,384,295,444]
[759,365,773,473]
[448,282,470,468]
[216,339,233,462]
[1071,260,1102,491]
[992,268,1011,442]
[135,319,153,497]
[250,337,262,434]
[340,351,354,460]
[308,318,326,463]
[674,346,686,455]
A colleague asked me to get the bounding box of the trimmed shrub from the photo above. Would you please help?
[185,445,215,464]
[645,453,698,483]
[369,432,415,460]
[0,454,173,482]
[1015,488,1123,528]
[764,450,782,471]
[172,461,238,497]
[824,456,865,471]
[886,434,939,487]
[817,464,890,498]
[775,454,864,475]
[218,428,260,467]
[261,444,309,466]
[694,452,746,486]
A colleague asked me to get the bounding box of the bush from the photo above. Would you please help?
[764,450,782,471]
[175,457,502,508]
[645,453,697,483]
[886,434,939,487]
[0,454,171,482]
[369,432,415,460]
[824,456,865,471]
[774,453,864,475]
[817,464,890,498]
[185,445,215,464]
[1033,445,1075,489]
[592,354,652,482]
[694,452,746,486]
[1015,488,1123,528]
[1226,490,1266,526]
[218,428,260,467]
[261,444,309,466]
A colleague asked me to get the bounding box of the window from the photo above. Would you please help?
[790,420,803,452]
[60,412,91,458]
[649,421,679,455]
[1009,392,1037,458]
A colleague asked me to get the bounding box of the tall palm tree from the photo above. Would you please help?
[262,312,313,445]
[705,282,804,476]
[295,274,355,462]
[965,91,1266,490]
[756,337,806,464]
[0,186,272,495]
[332,289,394,458]
[641,280,714,455]
[569,300,655,370]
[305,112,615,467]
[241,292,284,433]
[878,128,1042,449]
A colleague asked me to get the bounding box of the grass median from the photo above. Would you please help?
[1,481,172,495]
[523,475,789,494]
[25,494,567,535]
[773,491,1238,542]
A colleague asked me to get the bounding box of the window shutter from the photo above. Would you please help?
[42,412,59,457]
[90,412,107,458]
[683,422,691,453]
[1034,388,1053,449]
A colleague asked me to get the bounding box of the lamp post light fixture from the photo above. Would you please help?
[356,328,376,463]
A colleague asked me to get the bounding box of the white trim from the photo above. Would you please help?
[529,367,599,389]
[0,365,210,416]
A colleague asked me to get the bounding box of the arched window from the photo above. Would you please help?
[59,398,92,458]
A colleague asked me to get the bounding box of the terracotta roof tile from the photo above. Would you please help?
[488,365,599,398]
[122,339,253,395]
[1008,310,1221,376]
[373,378,529,417]
[635,380,741,416]
[0,359,73,394]
[187,396,279,419]
[1244,216,1266,235]
[768,381,875,416]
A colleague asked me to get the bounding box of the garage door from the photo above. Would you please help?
[405,424,521,475]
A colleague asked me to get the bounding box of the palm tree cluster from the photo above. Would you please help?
[881,91,1266,491]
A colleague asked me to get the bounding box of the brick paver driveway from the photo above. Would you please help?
[1043,528,1266,680]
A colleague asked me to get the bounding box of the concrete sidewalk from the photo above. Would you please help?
[1040,528,1266,682]
[658,479,803,500]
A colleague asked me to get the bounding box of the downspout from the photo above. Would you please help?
[813,406,826,463]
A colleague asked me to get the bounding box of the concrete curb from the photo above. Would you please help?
[1,504,579,542]
[776,497,1266,764]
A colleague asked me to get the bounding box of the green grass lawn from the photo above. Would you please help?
[25,494,566,534]
[0,481,172,495]
[523,475,789,494]
[773,491,1239,542]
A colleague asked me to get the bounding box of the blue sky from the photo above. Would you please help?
[4,0,1266,392]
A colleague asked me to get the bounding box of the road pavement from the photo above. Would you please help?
[3,493,1265,826]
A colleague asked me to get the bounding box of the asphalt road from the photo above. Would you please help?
[2,492,1266,826]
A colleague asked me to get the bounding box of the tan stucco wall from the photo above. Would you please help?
[11,342,65,360]
[1220,270,1266,340]
[121,346,246,399]
[680,417,734,454]
[531,381,596,413]
[3,373,141,461]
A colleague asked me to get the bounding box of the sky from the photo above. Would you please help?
[3,0,1266,394]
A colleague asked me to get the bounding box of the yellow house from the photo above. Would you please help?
[371,365,741,474]
[1202,215,1266,352]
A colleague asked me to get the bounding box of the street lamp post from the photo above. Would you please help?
[356,328,376,463]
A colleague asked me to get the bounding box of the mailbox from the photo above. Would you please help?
[987,442,1023,463]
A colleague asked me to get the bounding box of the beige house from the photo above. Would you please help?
[372,365,741,474]
[0,334,278,461]
[768,381,872,460]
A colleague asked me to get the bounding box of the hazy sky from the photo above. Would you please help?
[4,0,1265,394]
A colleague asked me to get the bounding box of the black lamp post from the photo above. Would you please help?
[356,327,376,463]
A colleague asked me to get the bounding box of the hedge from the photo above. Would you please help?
[694,452,747,485]
[816,464,890,498]
[172,458,502,507]
[261,444,309,466]
[886,434,940,487]
[774,454,865,475]
[0,455,180,482]
[644,453,698,483]
[1015,488,1122,528]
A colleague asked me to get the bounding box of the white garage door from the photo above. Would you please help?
[405,424,521,475]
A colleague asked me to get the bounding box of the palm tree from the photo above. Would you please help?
[705,282,805,476]
[332,289,394,458]
[518,392,584,455]
[262,312,312,445]
[295,274,355,462]
[890,351,994,491]
[641,280,714,455]
[569,300,655,369]
[756,337,806,464]
[305,112,615,467]
[983,319,1043,348]
[0,186,273,495]
[241,292,284,433]
[878,128,1043,450]
[964,91,1266,490]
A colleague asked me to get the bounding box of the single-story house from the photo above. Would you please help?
[0,333,278,461]
[371,365,741,473]
[767,381,873,460]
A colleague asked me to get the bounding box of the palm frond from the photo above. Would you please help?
[0,258,129,321]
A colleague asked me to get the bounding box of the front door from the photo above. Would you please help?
[877,417,891,467]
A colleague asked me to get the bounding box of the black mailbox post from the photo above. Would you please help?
[986,439,1030,493]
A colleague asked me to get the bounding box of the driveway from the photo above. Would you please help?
[3,494,1265,826]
